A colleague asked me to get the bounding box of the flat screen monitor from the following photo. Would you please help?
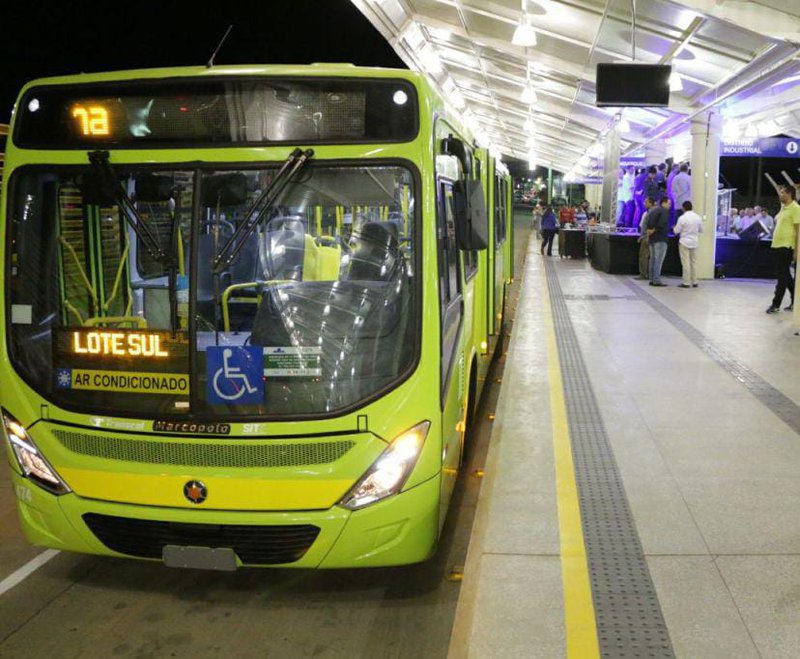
[595,64,671,107]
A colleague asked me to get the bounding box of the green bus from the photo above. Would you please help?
[1,64,512,569]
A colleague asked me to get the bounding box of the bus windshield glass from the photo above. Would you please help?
[7,164,418,418]
[15,78,418,148]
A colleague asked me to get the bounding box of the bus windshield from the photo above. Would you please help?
[7,164,418,419]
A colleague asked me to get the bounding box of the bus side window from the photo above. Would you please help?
[495,175,506,247]
[438,180,462,394]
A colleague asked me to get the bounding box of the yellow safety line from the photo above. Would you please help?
[540,265,601,659]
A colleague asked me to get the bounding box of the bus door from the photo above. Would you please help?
[493,173,508,335]
[436,178,464,512]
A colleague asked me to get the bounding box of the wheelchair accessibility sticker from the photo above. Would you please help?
[206,347,264,405]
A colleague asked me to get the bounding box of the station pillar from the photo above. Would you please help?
[601,124,621,224]
[691,111,722,280]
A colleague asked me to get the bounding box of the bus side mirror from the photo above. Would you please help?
[441,135,472,177]
[454,179,488,251]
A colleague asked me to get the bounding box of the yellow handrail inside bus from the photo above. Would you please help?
[65,301,86,326]
[59,235,99,311]
[103,240,130,313]
[221,280,291,332]
[177,224,185,275]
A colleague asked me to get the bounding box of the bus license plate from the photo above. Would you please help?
[162,545,238,571]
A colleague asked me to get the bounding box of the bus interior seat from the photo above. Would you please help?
[262,218,306,281]
[303,234,341,281]
[345,221,400,281]
[230,234,259,284]
[196,234,220,306]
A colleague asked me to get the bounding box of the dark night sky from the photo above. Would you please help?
[1,2,789,196]
[0,0,405,123]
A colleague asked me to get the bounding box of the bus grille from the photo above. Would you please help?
[82,513,320,565]
[53,430,354,468]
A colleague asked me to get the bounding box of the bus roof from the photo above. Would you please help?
[17,64,427,96]
[9,64,479,158]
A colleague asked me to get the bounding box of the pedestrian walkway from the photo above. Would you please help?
[450,236,800,658]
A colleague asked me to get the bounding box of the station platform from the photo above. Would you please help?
[450,236,800,658]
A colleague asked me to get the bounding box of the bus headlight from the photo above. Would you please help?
[2,409,70,495]
[339,421,430,510]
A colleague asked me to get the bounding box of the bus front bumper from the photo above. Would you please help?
[9,471,441,568]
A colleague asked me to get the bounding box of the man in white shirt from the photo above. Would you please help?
[618,166,634,226]
[673,200,704,287]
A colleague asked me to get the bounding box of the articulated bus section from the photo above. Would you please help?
[0,65,512,568]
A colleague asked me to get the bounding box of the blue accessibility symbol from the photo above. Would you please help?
[206,347,264,405]
[56,368,73,389]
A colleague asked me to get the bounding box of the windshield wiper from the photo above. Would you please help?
[212,147,314,273]
[86,150,166,262]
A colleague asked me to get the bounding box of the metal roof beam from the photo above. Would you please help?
[666,0,800,41]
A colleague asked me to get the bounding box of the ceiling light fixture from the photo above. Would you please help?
[520,85,538,104]
[512,0,537,47]
[669,71,683,92]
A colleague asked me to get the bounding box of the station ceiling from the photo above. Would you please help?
[352,0,800,175]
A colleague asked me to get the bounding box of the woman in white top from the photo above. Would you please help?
[673,200,704,287]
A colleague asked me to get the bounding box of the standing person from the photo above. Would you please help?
[532,204,543,233]
[766,185,800,313]
[666,163,680,200]
[656,162,668,185]
[559,204,570,227]
[725,208,739,235]
[575,201,589,226]
[637,197,653,280]
[633,167,648,228]
[646,195,670,286]
[674,201,704,288]
[666,163,680,226]
[759,208,775,233]
[672,164,692,214]
[644,167,661,205]
[623,165,636,226]
[739,208,756,233]
[618,166,634,226]
[540,206,558,256]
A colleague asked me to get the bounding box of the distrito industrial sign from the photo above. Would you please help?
[721,137,800,158]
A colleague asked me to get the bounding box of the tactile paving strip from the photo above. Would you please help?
[546,262,675,658]
[562,294,638,301]
[623,279,800,435]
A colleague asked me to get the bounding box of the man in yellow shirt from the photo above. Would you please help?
[766,185,800,313]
